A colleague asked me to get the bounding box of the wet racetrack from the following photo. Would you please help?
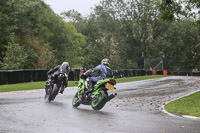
[0,76,200,133]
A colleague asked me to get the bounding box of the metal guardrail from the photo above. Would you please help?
[0,69,199,85]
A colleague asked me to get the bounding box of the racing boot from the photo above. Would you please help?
[85,81,95,94]
[60,86,65,94]
[60,90,63,94]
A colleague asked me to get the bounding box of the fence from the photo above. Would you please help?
[0,69,200,85]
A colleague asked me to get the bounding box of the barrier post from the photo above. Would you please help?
[152,70,156,75]
[163,70,167,75]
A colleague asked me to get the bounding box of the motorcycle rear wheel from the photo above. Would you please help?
[91,90,107,110]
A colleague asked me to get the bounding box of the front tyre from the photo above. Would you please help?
[72,92,81,107]
[44,86,49,100]
[91,90,107,110]
[48,84,58,102]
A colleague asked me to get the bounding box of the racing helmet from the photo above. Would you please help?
[61,62,70,72]
[101,58,110,67]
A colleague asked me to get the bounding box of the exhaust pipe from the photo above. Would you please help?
[107,93,117,101]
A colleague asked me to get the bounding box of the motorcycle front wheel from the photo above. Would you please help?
[72,92,81,107]
[48,84,58,102]
[44,85,50,100]
[91,90,107,110]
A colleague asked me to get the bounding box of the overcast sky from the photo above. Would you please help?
[43,0,101,16]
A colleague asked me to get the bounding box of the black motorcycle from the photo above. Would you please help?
[44,73,67,101]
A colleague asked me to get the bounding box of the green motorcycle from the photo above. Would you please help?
[72,77,117,110]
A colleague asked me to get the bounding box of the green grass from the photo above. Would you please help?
[0,81,77,92]
[0,75,166,92]
[165,91,200,117]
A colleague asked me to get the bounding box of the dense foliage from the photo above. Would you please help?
[0,0,199,71]
[0,0,85,69]
[63,0,200,71]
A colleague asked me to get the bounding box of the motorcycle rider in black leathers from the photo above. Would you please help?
[81,58,113,90]
[45,62,70,94]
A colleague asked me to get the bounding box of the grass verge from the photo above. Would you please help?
[0,81,77,92]
[165,91,200,117]
[0,75,166,92]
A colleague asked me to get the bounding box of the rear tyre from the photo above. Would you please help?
[72,92,81,107]
[91,90,107,110]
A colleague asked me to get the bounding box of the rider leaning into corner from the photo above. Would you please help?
[81,58,113,90]
[45,62,70,94]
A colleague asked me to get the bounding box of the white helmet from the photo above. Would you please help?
[101,58,110,67]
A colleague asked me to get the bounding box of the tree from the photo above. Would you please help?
[62,0,200,71]
[157,0,199,21]
[162,20,200,71]
[62,10,112,68]
[1,34,38,69]
[0,0,85,69]
[93,0,164,69]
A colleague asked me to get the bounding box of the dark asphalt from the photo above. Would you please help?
[0,76,200,133]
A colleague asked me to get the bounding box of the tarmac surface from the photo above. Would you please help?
[0,76,200,133]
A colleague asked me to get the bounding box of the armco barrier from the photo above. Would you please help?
[0,69,200,85]
[192,72,200,76]
[0,70,48,85]
[0,69,84,85]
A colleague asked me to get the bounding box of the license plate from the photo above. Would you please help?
[106,83,114,91]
